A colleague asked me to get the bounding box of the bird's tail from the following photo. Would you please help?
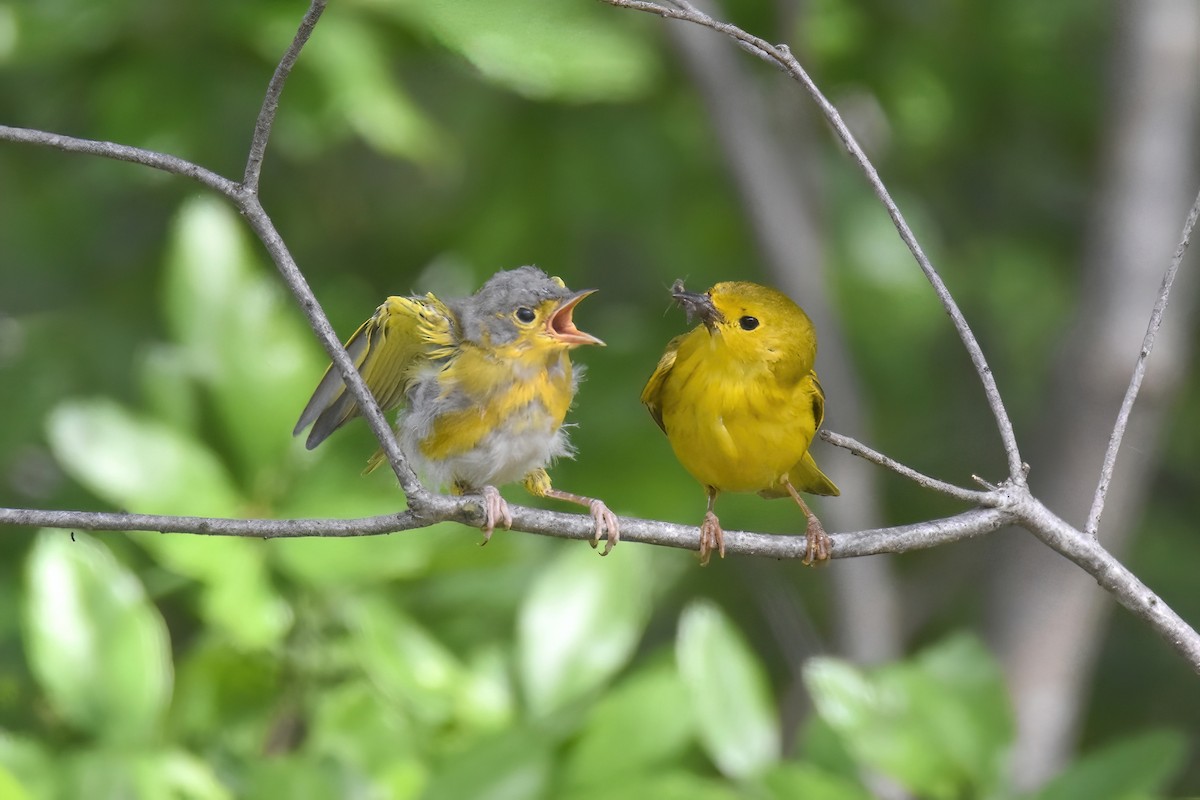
[762,451,841,498]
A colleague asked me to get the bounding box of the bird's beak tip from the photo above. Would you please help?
[547,290,604,347]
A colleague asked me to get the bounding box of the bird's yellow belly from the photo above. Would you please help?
[404,351,577,490]
[661,360,814,494]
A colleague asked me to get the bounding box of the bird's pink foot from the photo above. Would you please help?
[699,511,725,567]
[478,485,513,544]
[802,514,831,566]
[587,499,621,556]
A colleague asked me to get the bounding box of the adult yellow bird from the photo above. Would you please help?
[641,279,838,565]
[295,266,620,553]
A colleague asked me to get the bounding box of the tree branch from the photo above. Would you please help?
[821,430,996,506]
[234,194,426,500]
[0,3,424,502]
[4,0,1200,687]
[243,0,328,191]
[1085,185,1200,535]
[0,503,1008,559]
[598,0,1200,678]
[599,0,1024,480]
[0,126,237,197]
[663,0,904,667]
[1015,496,1200,669]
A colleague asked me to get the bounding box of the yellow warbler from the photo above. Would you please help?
[295,266,620,553]
[641,279,838,565]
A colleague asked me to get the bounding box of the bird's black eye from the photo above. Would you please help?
[515,307,536,324]
[739,315,759,331]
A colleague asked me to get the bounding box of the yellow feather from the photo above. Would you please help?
[642,280,838,561]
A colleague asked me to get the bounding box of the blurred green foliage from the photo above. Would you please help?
[2,0,1198,797]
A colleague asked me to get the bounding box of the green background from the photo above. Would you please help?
[1,0,1197,797]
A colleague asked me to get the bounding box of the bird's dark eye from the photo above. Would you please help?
[739,316,760,331]
[515,307,536,324]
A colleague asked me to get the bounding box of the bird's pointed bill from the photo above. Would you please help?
[547,289,604,346]
[671,280,724,330]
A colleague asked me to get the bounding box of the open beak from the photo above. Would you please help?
[671,279,723,331]
[547,289,604,346]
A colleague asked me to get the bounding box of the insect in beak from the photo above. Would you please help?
[671,279,724,331]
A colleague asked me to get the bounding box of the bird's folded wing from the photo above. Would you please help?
[809,371,826,430]
[640,334,685,433]
[295,293,457,449]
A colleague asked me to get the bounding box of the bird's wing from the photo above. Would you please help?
[295,293,457,449]
[786,371,839,496]
[640,334,685,433]
[809,371,826,430]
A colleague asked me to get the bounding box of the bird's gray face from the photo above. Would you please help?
[457,266,601,348]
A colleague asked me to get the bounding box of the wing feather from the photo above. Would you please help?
[640,335,685,433]
[295,294,456,449]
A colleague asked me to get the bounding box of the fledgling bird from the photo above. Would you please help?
[295,266,620,554]
[641,279,838,565]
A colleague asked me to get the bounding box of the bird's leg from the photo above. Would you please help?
[699,486,724,566]
[457,481,512,544]
[781,478,831,566]
[523,469,621,555]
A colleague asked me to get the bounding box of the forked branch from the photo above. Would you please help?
[600,0,1024,481]
[1,0,1198,675]
[1085,187,1200,535]
[600,0,1200,672]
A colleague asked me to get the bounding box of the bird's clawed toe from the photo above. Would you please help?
[589,500,621,556]
[478,485,513,544]
[698,511,725,567]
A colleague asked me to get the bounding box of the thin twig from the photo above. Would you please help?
[600,0,1025,481]
[5,0,1200,680]
[243,0,328,190]
[236,195,425,498]
[0,503,1009,560]
[596,0,1200,677]
[1017,495,1200,670]
[820,430,996,506]
[0,126,237,197]
[0,14,424,501]
[1085,186,1200,535]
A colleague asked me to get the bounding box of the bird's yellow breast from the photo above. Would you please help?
[418,344,575,463]
[659,329,819,493]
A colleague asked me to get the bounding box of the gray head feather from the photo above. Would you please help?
[450,266,574,345]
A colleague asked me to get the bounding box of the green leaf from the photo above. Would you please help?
[368,0,660,102]
[308,682,424,792]
[563,657,696,787]
[558,771,743,800]
[759,763,873,800]
[0,734,54,800]
[1032,729,1187,800]
[169,638,282,743]
[675,600,781,779]
[299,13,446,163]
[149,750,234,800]
[346,597,467,726]
[242,755,346,800]
[23,531,172,744]
[45,397,242,516]
[162,196,323,479]
[517,544,652,716]
[0,765,32,800]
[421,728,552,800]
[141,533,292,649]
[60,750,233,800]
[804,633,1012,798]
[137,343,203,437]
